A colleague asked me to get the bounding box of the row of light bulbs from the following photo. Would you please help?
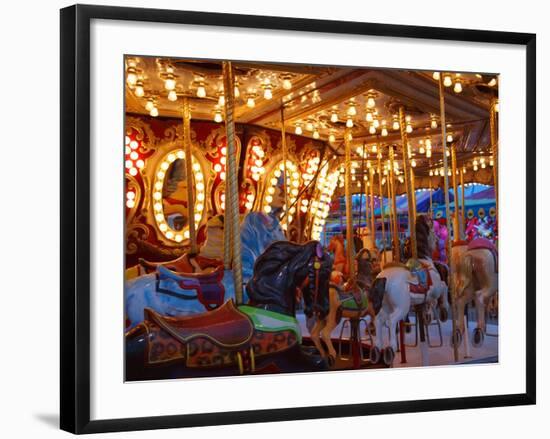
[152,150,205,242]
[126,59,296,117]
[311,167,340,240]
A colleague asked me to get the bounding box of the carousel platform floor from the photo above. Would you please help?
[297,313,499,369]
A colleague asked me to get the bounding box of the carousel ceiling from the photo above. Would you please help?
[125,56,499,179]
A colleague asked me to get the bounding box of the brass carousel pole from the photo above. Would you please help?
[411,168,417,220]
[369,167,376,243]
[388,145,400,262]
[450,142,460,241]
[344,129,355,281]
[439,75,459,362]
[398,107,417,259]
[377,153,387,264]
[490,98,499,219]
[429,163,433,217]
[222,61,243,304]
[182,97,197,254]
[280,104,290,234]
[460,169,466,239]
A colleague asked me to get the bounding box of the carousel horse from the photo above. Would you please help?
[125,211,287,329]
[369,215,450,365]
[327,234,349,276]
[125,240,332,380]
[451,237,498,347]
[309,248,376,366]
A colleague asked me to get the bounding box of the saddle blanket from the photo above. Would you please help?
[406,258,433,295]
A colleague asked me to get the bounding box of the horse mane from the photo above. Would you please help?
[246,241,316,314]
[416,214,433,259]
[246,240,332,318]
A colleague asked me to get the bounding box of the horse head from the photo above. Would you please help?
[246,240,332,318]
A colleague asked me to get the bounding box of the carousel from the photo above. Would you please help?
[123,57,499,380]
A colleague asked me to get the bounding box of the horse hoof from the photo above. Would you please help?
[370,346,381,364]
[439,308,449,323]
[327,354,336,368]
[451,329,462,348]
[423,310,433,325]
[472,328,485,347]
[383,347,395,366]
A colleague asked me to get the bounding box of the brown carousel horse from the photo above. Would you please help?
[451,238,498,347]
[327,234,349,277]
[310,248,376,367]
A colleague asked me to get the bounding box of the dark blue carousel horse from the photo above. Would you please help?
[125,240,332,380]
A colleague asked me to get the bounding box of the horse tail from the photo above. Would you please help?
[369,277,386,315]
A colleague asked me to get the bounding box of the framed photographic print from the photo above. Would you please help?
[60,4,536,434]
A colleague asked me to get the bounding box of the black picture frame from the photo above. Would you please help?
[60,4,536,434]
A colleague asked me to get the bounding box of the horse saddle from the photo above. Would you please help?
[467,238,498,273]
[336,283,368,310]
[157,265,225,310]
[406,259,432,295]
[142,302,300,371]
[140,255,222,275]
[144,300,254,348]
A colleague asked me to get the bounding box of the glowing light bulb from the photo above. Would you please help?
[295,124,303,135]
[369,125,376,134]
[329,133,336,143]
[447,134,453,143]
[247,96,255,108]
[330,111,338,123]
[367,95,375,108]
[126,68,137,85]
[234,85,240,98]
[443,75,453,87]
[419,146,425,154]
[145,99,154,111]
[453,80,462,93]
[433,72,440,80]
[488,78,497,87]
[313,130,320,139]
[406,124,413,133]
[393,120,400,130]
[263,86,273,100]
[214,111,223,123]
[347,104,357,116]
[381,127,388,137]
[218,94,225,106]
[164,77,176,91]
[167,90,177,101]
[346,118,354,128]
[134,81,144,97]
[196,84,206,98]
[150,107,159,117]
[282,78,292,90]
[431,118,437,129]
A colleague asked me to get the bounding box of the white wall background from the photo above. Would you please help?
[0,0,546,437]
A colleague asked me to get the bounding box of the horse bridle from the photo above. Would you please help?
[311,243,325,317]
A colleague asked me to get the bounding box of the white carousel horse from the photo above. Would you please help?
[369,215,450,365]
[451,238,498,347]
